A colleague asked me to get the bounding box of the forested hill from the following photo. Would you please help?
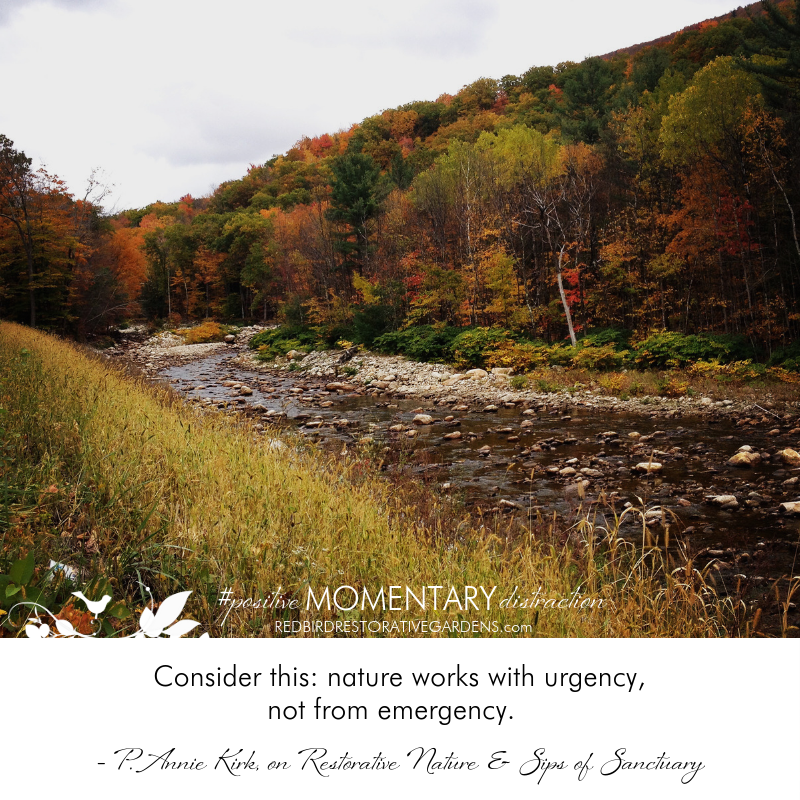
[598,1,782,58]
[2,1,800,361]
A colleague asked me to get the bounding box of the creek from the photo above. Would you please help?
[159,352,800,591]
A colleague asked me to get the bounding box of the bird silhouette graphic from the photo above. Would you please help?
[72,591,112,618]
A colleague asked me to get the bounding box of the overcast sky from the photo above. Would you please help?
[0,0,743,210]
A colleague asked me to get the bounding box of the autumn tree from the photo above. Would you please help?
[0,136,84,328]
[0,135,40,325]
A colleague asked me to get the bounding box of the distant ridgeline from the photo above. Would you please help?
[2,1,800,360]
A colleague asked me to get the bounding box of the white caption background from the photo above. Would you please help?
[4,639,798,799]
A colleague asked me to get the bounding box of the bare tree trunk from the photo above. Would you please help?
[556,247,577,346]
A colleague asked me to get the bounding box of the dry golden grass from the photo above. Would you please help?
[0,321,747,637]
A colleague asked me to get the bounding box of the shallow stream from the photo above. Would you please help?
[160,353,800,587]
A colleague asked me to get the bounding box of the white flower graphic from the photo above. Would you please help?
[13,585,207,639]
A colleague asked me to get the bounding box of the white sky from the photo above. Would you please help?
[0,0,743,210]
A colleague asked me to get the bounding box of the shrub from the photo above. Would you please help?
[373,325,462,362]
[655,376,689,397]
[767,340,800,372]
[249,325,321,360]
[352,305,394,347]
[533,374,561,393]
[450,328,512,369]
[509,375,528,390]
[579,328,632,349]
[543,343,573,367]
[767,366,800,384]
[633,331,754,368]
[688,359,766,382]
[598,373,626,396]
[485,341,550,372]
[178,321,226,344]
[570,343,628,370]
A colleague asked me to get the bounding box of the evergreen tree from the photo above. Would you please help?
[326,152,387,277]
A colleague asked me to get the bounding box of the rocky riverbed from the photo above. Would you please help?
[103,326,800,633]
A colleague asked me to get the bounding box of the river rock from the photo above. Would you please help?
[707,494,739,508]
[443,431,462,440]
[389,424,404,432]
[564,480,590,499]
[286,350,304,360]
[727,451,761,467]
[453,404,469,412]
[635,462,663,472]
[326,382,356,392]
[224,334,236,343]
[779,501,800,514]
[778,448,800,467]
[238,385,253,396]
[413,414,434,425]
[483,404,499,412]
[465,368,488,379]
[522,409,536,416]
[491,368,513,377]
[559,466,577,477]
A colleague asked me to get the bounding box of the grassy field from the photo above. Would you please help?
[0,321,751,637]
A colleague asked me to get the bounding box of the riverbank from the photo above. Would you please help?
[2,320,781,637]
[106,324,800,421]
[105,326,800,634]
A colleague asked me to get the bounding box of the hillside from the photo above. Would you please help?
[598,1,786,58]
[2,2,799,363]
